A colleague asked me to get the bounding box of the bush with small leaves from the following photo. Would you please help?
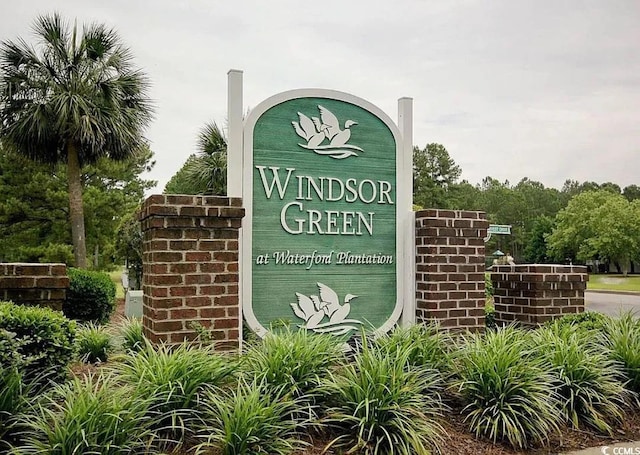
[319,341,444,455]
[455,326,561,449]
[65,268,116,324]
[76,322,113,363]
[17,372,152,454]
[195,379,304,455]
[485,272,494,297]
[545,311,609,334]
[485,302,497,330]
[0,301,75,382]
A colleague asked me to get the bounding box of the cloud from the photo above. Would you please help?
[1,0,638,191]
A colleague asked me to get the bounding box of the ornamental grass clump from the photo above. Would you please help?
[17,372,152,454]
[195,379,304,455]
[118,317,145,353]
[242,327,344,398]
[375,323,451,374]
[455,326,561,449]
[319,341,444,455]
[114,341,235,448]
[76,322,113,363]
[0,367,30,451]
[535,323,628,434]
[603,312,640,394]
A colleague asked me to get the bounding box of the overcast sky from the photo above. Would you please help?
[1,0,639,193]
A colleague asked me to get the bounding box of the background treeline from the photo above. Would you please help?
[2,135,638,273]
[414,144,640,273]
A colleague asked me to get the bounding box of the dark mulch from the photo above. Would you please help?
[438,410,640,454]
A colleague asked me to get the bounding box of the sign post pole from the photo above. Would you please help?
[227,69,243,198]
[227,69,244,347]
[398,97,415,327]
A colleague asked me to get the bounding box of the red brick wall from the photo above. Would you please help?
[415,210,488,330]
[0,263,69,311]
[139,195,244,349]
[491,264,588,326]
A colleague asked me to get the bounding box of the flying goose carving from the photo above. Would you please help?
[318,105,358,146]
[317,282,358,324]
[292,112,326,148]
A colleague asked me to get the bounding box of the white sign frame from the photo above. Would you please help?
[233,88,413,338]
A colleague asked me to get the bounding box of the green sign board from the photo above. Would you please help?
[488,224,512,235]
[242,90,407,337]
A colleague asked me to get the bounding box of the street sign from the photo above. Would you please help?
[484,224,512,242]
[488,225,511,235]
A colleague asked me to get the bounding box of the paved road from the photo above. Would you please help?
[585,291,640,316]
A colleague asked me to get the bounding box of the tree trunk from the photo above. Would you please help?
[67,143,87,268]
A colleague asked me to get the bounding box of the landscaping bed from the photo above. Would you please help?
[3,299,640,454]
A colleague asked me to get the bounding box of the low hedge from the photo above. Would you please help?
[0,301,75,382]
[64,268,116,324]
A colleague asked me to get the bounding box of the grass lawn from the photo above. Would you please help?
[108,268,125,299]
[588,274,640,292]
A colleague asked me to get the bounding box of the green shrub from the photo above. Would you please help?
[485,272,494,297]
[0,301,75,382]
[76,322,113,363]
[242,328,344,399]
[17,372,152,454]
[455,326,561,449]
[603,312,640,393]
[485,302,497,330]
[545,311,609,334]
[119,317,145,352]
[319,341,444,455]
[115,341,235,448]
[375,323,451,374]
[0,327,23,368]
[535,324,628,433]
[64,268,116,323]
[195,379,303,455]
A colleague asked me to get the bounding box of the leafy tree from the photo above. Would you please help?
[164,121,227,195]
[547,190,640,274]
[114,210,143,289]
[164,154,201,194]
[0,144,155,268]
[600,182,622,194]
[413,143,461,209]
[623,185,640,202]
[0,13,153,267]
[523,216,554,264]
[447,180,482,211]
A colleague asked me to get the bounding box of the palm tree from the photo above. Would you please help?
[164,121,227,196]
[186,121,227,195]
[0,13,153,268]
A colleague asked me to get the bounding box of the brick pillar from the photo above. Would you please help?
[491,265,588,326]
[139,195,244,349]
[415,210,488,331]
[0,263,69,311]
